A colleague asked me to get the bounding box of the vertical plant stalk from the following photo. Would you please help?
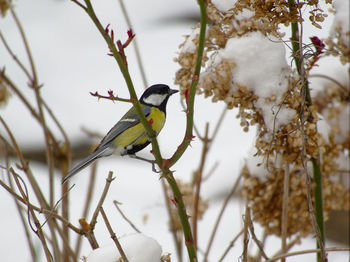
[281,163,290,262]
[100,207,129,262]
[203,173,243,261]
[11,169,53,262]
[287,1,326,261]
[75,162,98,256]
[192,123,209,249]
[242,204,250,262]
[118,0,148,89]
[4,149,37,261]
[164,171,197,261]
[71,0,207,261]
[160,179,183,261]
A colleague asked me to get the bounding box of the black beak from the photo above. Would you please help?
[169,89,179,96]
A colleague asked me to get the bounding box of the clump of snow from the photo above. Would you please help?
[235,8,255,20]
[85,234,162,262]
[316,113,331,144]
[334,103,350,144]
[212,0,237,13]
[180,28,200,54]
[180,27,209,54]
[246,147,269,181]
[218,32,295,132]
[335,151,350,189]
[332,0,350,47]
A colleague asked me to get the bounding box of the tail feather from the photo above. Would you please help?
[62,145,113,184]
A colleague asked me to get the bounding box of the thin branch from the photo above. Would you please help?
[192,122,209,250]
[204,173,243,261]
[281,163,290,262]
[4,150,37,261]
[160,179,183,262]
[264,247,350,262]
[242,204,250,262]
[308,74,348,93]
[0,179,83,234]
[75,162,98,255]
[113,200,141,233]
[118,0,148,89]
[79,218,99,250]
[217,229,244,262]
[0,30,32,79]
[10,169,53,262]
[90,171,115,229]
[287,1,326,261]
[100,207,129,262]
[246,208,269,260]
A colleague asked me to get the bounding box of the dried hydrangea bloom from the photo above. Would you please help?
[174,0,349,238]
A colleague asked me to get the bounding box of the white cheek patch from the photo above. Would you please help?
[143,94,167,106]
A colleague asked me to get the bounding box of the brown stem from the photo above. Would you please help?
[113,200,141,233]
[90,172,115,229]
[192,122,210,250]
[204,173,243,261]
[100,207,129,262]
[75,162,98,255]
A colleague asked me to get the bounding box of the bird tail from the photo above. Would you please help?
[62,145,113,184]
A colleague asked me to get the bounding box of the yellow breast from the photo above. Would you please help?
[113,107,165,149]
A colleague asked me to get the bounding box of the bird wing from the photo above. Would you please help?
[97,105,151,148]
[62,105,151,184]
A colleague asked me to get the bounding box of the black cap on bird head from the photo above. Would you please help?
[140,84,178,112]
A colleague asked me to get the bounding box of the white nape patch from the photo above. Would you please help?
[143,94,167,106]
[120,118,137,122]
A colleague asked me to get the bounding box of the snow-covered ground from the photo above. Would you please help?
[0,0,348,261]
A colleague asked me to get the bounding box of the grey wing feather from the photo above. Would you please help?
[62,106,151,184]
[99,106,151,146]
[62,144,111,184]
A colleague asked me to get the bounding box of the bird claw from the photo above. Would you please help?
[129,154,160,173]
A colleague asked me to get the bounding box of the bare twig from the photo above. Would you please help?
[218,229,244,262]
[309,74,348,93]
[3,148,37,261]
[204,173,243,261]
[100,207,129,262]
[118,0,148,89]
[79,218,99,250]
[0,179,83,234]
[75,162,98,255]
[264,247,350,262]
[160,179,183,262]
[90,171,115,230]
[246,208,269,260]
[281,163,290,262]
[113,200,141,233]
[272,234,301,257]
[242,204,250,262]
[192,122,209,250]
[10,168,53,262]
[0,30,32,79]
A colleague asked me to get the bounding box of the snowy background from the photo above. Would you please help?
[0,0,348,261]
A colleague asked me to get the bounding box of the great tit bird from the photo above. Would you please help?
[62,84,178,183]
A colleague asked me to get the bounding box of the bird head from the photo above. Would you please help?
[140,84,178,112]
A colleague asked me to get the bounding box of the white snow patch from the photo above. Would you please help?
[218,32,293,132]
[336,103,350,143]
[212,0,236,12]
[86,234,162,262]
[246,147,269,181]
[316,113,331,144]
[181,28,200,54]
[334,151,350,189]
[331,0,350,47]
[235,8,255,20]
